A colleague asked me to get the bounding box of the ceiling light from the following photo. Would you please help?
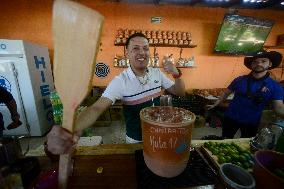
[281,2,284,5]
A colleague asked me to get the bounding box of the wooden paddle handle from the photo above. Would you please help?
[59,154,73,188]
[58,109,75,188]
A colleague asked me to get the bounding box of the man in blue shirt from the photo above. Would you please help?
[208,51,284,138]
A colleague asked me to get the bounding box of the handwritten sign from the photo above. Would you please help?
[148,126,189,153]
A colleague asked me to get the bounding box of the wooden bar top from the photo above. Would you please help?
[29,139,251,188]
[69,154,137,188]
[27,138,251,156]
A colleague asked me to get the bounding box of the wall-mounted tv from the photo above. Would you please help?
[214,14,274,55]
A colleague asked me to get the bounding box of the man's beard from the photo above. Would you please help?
[252,66,269,73]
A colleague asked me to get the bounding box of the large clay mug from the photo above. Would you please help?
[140,106,195,178]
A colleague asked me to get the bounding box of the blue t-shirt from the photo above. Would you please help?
[225,75,283,126]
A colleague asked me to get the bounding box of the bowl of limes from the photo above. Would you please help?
[203,142,254,170]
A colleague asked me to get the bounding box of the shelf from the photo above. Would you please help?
[176,66,196,68]
[113,66,195,68]
[114,66,162,68]
[114,43,197,48]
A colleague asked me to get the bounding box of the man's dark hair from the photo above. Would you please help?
[125,32,148,49]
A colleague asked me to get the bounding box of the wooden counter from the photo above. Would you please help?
[69,154,137,188]
[27,139,251,188]
[27,138,251,156]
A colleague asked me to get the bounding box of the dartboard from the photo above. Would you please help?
[95,63,110,78]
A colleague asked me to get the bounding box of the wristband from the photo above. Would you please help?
[172,68,182,79]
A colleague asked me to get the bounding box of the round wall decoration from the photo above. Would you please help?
[95,62,110,78]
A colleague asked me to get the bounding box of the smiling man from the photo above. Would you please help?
[208,51,284,138]
[47,33,185,154]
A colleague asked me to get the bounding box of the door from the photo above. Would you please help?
[0,60,28,136]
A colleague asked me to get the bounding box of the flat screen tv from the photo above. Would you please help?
[214,14,274,55]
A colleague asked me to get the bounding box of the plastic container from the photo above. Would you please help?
[140,106,195,178]
[220,163,255,189]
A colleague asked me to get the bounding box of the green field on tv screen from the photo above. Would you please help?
[214,15,273,55]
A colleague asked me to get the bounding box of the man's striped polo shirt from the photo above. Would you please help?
[102,66,174,141]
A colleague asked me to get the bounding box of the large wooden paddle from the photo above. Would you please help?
[52,0,104,188]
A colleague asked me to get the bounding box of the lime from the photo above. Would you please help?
[219,143,226,148]
[226,149,233,154]
[239,155,247,163]
[224,156,232,162]
[96,166,103,174]
[208,141,214,146]
[204,142,210,148]
[242,153,252,161]
[231,154,240,162]
[218,156,226,164]
[221,149,229,155]
[212,149,220,155]
[235,145,245,153]
[235,162,242,167]
[219,152,225,157]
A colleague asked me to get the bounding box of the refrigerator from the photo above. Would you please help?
[0,39,55,136]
